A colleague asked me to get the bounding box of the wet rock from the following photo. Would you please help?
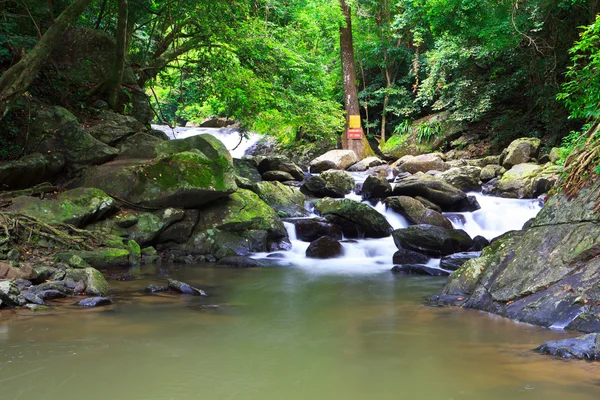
[438,166,482,192]
[155,210,199,245]
[22,291,46,305]
[291,219,343,242]
[258,156,304,181]
[392,173,468,211]
[254,181,308,218]
[392,249,430,265]
[56,248,131,269]
[440,252,482,271]
[167,279,207,296]
[144,285,168,293]
[500,138,541,169]
[536,334,600,361]
[469,236,490,251]
[66,255,91,269]
[64,268,111,296]
[392,225,473,257]
[25,304,50,312]
[385,196,453,229]
[415,196,443,212]
[320,170,355,194]
[9,188,116,228]
[77,297,113,307]
[0,152,66,191]
[315,198,393,239]
[217,256,269,268]
[301,176,345,198]
[347,157,385,172]
[86,113,144,145]
[306,236,343,259]
[391,265,450,276]
[361,175,392,200]
[309,150,358,172]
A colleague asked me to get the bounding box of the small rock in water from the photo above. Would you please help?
[440,252,481,271]
[535,333,600,361]
[77,297,113,307]
[22,291,46,305]
[469,236,490,251]
[391,265,450,276]
[217,256,264,268]
[144,284,169,293]
[392,249,430,265]
[306,236,343,259]
[167,279,207,296]
[25,304,50,312]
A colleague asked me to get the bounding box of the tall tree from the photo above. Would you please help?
[0,0,94,117]
[106,0,128,110]
[339,0,374,159]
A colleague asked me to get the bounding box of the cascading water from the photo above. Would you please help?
[152,125,261,158]
[255,171,544,274]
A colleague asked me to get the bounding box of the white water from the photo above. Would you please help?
[152,125,261,158]
[255,177,543,275]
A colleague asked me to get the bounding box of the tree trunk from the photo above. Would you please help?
[0,0,94,118]
[339,0,374,160]
[107,0,128,111]
[380,67,391,145]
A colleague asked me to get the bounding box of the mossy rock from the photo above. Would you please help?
[79,150,237,209]
[56,248,131,269]
[385,196,452,229]
[392,173,467,210]
[116,132,164,160]
[493,163,561,198]
[254,181,308,218]
[320,170,355,194]
[315,198,393,238]
[185,189,289,257]
[9,187,116,227]
[233,159,262,182]
[392,224,473,257]
[64,267,111,296]
[0,152,66,191]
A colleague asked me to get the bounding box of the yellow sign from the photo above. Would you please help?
[349,115,361,128]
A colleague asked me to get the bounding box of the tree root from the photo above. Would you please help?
[0,212,106,251]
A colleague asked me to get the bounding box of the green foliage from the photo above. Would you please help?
[416,121,441,143]
[557,15,600,120]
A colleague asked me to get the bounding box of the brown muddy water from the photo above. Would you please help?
[1,264,599,400]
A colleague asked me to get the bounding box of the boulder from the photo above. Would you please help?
[396,153,449,174]
[347,157,386,172]
[491,163,560,198]
[309,150,358,172]
[257,156,304,181]
[433,181,600,332]
[116,132,164,160]
[391,265,449,276]
[233,158,262,182]
[384,196,453,229]
[0,153,65,191]
[500,138,541,169]
[301,176,345,198]
[392,249,430,265]
[480,164,502,182]
[254,181,308,218]
[290,219,343,242]
[0,280,23,307]
[8,187,116,227]
[438,166,482,192]
[306,236,343,259]
[549,147,565,163]
[167,279,207,296]
[183,189,289,259]
[361,175,392,200]
[262,170,296,182]
[320,170,355,194]
[315,198,393,238]
[79,150,237,209]
[392,225,473,257]
[0,262,35,280]
[439,252,481,271]
[392,173,468,211]
[154,210,199,245]
[536,334,600,361]
[86,111,145,145]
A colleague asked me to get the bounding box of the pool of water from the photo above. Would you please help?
[1,265,599,400]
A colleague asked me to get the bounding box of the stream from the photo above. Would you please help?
[1,129,599,400]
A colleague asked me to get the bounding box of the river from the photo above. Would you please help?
[0,128,599,400]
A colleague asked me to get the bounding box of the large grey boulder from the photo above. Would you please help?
[0,153,65,191]
[320,170,355,194]
[385,196,453,229]
[361,175,392,200]
[392,173,469,211]
[438,166,482,192]
[491,163,560,198]
[392,225,473,257]
[536,334,600,361]
[500,138,541,169]
[254,181,308,218]
[432,180,600,332]
[258,156,304,181]
[309,150,357,172]
[396,153,449,174]
[348,157,386,172]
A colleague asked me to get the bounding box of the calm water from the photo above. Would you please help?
[1,265,599,400]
